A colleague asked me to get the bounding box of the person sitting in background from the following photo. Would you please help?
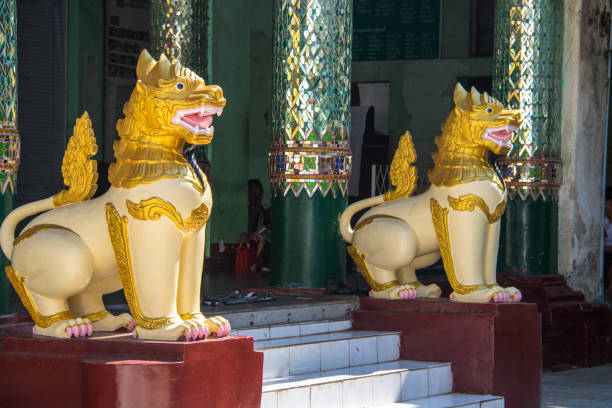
[248,179,271,271]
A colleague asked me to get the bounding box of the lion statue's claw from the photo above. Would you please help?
[450,285,522,304]
[203,316,231,338]
[33,318,93,339]
[183,320,209,341]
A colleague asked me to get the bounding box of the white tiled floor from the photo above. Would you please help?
[427,365,453,396]
[342,376,374,408]
[377,393,503,407]
[256,318,503,408]
[401,368,429,401]
[372,372,402,405]
[321,339,350,371]
[232,319,353,341]
[310,382,343,408]
[290,343,321,375]
[276,386,310,408]
[262,347,290,378]
[260,332,400,379]
[349,336,378,366]
[262,361,462,407]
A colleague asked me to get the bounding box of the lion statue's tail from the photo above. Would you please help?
[0,112,98,260]
[339,130,418,244]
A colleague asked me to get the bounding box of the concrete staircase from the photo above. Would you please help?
[230,302,505,408]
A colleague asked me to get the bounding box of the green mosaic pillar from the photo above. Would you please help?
[0,0,20,314]
[150,0,211,161]
[493,0,563,275]
[270,0,352,287]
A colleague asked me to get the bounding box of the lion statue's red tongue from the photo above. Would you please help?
[488,128,512,142]
[182,113,214,129]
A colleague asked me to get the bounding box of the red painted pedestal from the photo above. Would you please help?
[352,298,542,408]
[499,274,612,367]
[0,333,263,408]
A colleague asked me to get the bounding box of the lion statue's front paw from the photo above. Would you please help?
[203,316,231,338]
[34,317,94,338]
[133,320,192,341]
[181,312,209,340]
[414,282,442,299]
[450,285,522,303]
[485,285,521,303]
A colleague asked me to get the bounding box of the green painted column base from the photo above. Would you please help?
[271,192,346,288]
[498,196,558,275]
[0,190,13,315]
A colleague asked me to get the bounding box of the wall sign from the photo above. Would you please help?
[353,0,440,61]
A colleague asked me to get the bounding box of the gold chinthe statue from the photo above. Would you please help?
[0,50,231,340]
[340,84,523,303]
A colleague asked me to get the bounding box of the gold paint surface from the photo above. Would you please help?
[447,194,506,224]
[53,112,98,207]
[430,198,488,295]
[180,312,205,320]
[5,266,74,328]
[354,214,403,232]
[427,85,518,190]
[384,131,418,201]
[82,310,110,323]
[14,224,78,247]
[126,197,209,233]
[105,203,182,329]
[346,245,400,292]
[108,51,224,193]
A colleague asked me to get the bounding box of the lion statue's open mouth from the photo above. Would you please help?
[482,124,518,148]
[171,105,223,136]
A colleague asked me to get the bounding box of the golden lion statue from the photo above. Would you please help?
[0,50,231,340]
[340,84,523,303]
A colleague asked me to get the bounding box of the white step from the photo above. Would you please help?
[232,319,352,341]
[378,393,504,407]
[213,296,359,329]
[259,330,401,379]
[261,360,453,408]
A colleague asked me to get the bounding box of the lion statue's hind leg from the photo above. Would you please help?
[8,228,96,338]
[350,218,420,300]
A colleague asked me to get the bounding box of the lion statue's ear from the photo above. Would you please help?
[136,50,157,84]
[157,54,172,81]
[453,83,471,111]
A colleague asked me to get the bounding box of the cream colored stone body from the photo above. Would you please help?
[0,50,231,340]
[340,84,522,303]
[10,179,210,339]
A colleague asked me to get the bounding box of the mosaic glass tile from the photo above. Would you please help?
[0,0,19,194]
[150,0,209,76]
[270,0,352,198]
[493,0,563,200]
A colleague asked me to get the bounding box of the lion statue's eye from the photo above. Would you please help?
[486,107,493,114]
[175,82,185,91]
